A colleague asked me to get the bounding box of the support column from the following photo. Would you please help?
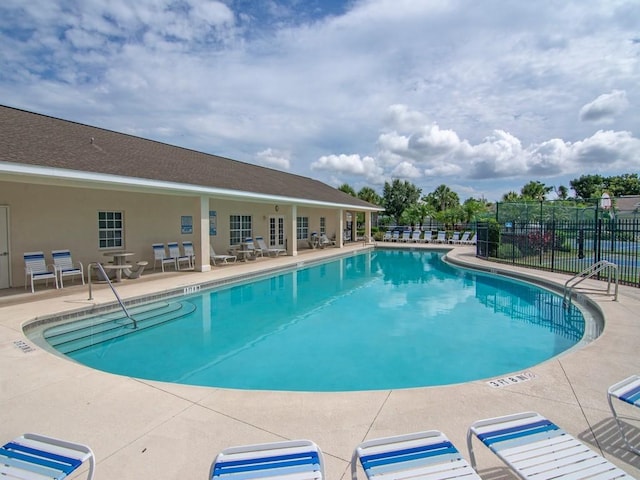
[364,211,372,243]
[196,196,212,272]
[289,205,298,256]
[337,209,344,247]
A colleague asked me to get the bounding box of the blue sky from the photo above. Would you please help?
[1,0,639,201]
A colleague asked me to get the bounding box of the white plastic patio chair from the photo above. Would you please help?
[52,249,84,288]
[0,432,95,479]
[608,374,640,455]
[24,251,58,293]
[210,244,237,265]
[255,236,286,256]
[168,242,191,270]
[352,429,480,480]
[467,411,634,480]
[152,243,176,272]
[210,439,324,480]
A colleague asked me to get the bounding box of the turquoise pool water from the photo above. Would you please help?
[44,250,588,391]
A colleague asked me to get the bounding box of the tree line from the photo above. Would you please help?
[338,173,640,228]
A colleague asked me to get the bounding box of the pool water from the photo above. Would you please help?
[45,250,588,391]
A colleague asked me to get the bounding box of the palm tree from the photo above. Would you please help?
[424,184,460,212]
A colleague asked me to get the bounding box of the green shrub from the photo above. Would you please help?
[497,243,522,259]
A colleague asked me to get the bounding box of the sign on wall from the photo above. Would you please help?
[181,215,193,234]
[209,210,217,235]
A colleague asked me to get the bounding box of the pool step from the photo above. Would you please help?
[44,301,197,354]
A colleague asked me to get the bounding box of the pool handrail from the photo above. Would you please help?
[88,262,137,329]
[563,260,618,307]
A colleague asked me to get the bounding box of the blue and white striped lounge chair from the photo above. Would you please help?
[152,243,176,272]
[410,230,422,242]
[52,249,84,288]
[382,231,392,242]
[400,229,412,242]
[608,374,640,455]
[391,231,400,242]
[0,432,95,479]
[168,241,192,270]
[24,251,58,293]
[210,439,325,479]
[467,411,634,480]
[352,429,481,480]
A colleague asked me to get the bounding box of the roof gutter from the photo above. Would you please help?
[0,161,382,211]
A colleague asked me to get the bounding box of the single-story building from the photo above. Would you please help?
[0,105,382,291]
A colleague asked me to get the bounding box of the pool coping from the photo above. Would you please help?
[1,244,640,479]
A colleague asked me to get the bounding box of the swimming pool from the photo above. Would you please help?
[42,250,591,391]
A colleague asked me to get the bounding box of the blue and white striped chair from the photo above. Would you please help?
[52,249,84,288]
[352,430,480,480]
[0,433,95,479]
[210,439,324,479]
[608,374,640,455]
[24,251,58,293]
[467,411,633,480]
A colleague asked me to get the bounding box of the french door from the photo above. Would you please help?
[269,215,285,249]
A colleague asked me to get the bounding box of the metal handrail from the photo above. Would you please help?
[88,262,137,329]
[563,260,618,307]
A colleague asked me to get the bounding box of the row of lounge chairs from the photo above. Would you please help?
[8,373,637,479]
[154,237,287,271]
[382,229,476,244]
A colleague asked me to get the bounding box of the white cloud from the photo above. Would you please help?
[579,90,629,123]
[1,0,639,201]
[256,148,291,170]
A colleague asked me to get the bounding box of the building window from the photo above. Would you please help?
[230,215,252,245]
[98,211,123,249]
[297,216,309,239]
[320,217,326,235]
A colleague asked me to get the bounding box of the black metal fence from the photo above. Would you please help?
[477,219,640,287]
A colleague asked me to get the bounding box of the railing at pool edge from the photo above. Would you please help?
[87,262,138,329]
[563,260,618,308]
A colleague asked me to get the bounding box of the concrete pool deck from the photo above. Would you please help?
[1,243,639,479]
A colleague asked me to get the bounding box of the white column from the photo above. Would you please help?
[197,196,212,272]
[337,209,344,247]
[289,205,298,256]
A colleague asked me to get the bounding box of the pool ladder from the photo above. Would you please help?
[87,262,137,329]
[562,260,618,308]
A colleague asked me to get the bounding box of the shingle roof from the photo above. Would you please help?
[0,105,379,209]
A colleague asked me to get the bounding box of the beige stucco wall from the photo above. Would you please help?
[0,180,369,289]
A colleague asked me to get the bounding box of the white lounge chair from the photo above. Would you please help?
[255,235,286,256]
[152,243,176,272]
[210,244,237,265]
[410,230,422,242]
[243,237,263,258]
[382,231,392,242]
[24,251,58,293]
[608,374,640,455]
[353,429,481,480]
[400,229,412,242]
[449,231,461,244]
[391,230,400,242]
[319,234,335,248]
[0,432,95,479]
[210,439,325,480]
[459,231,472,244]
[182,241,195,267]
[467,411,633,480]
[168,242,191,270]
[434,231,447,243]
[52,249,84,288]
[422,231,435,243]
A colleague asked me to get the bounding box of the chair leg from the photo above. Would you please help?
[608,393,640,455]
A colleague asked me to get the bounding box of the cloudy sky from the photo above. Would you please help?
[1,0,638,201]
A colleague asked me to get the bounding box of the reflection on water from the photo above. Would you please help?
[55,249,591,391]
